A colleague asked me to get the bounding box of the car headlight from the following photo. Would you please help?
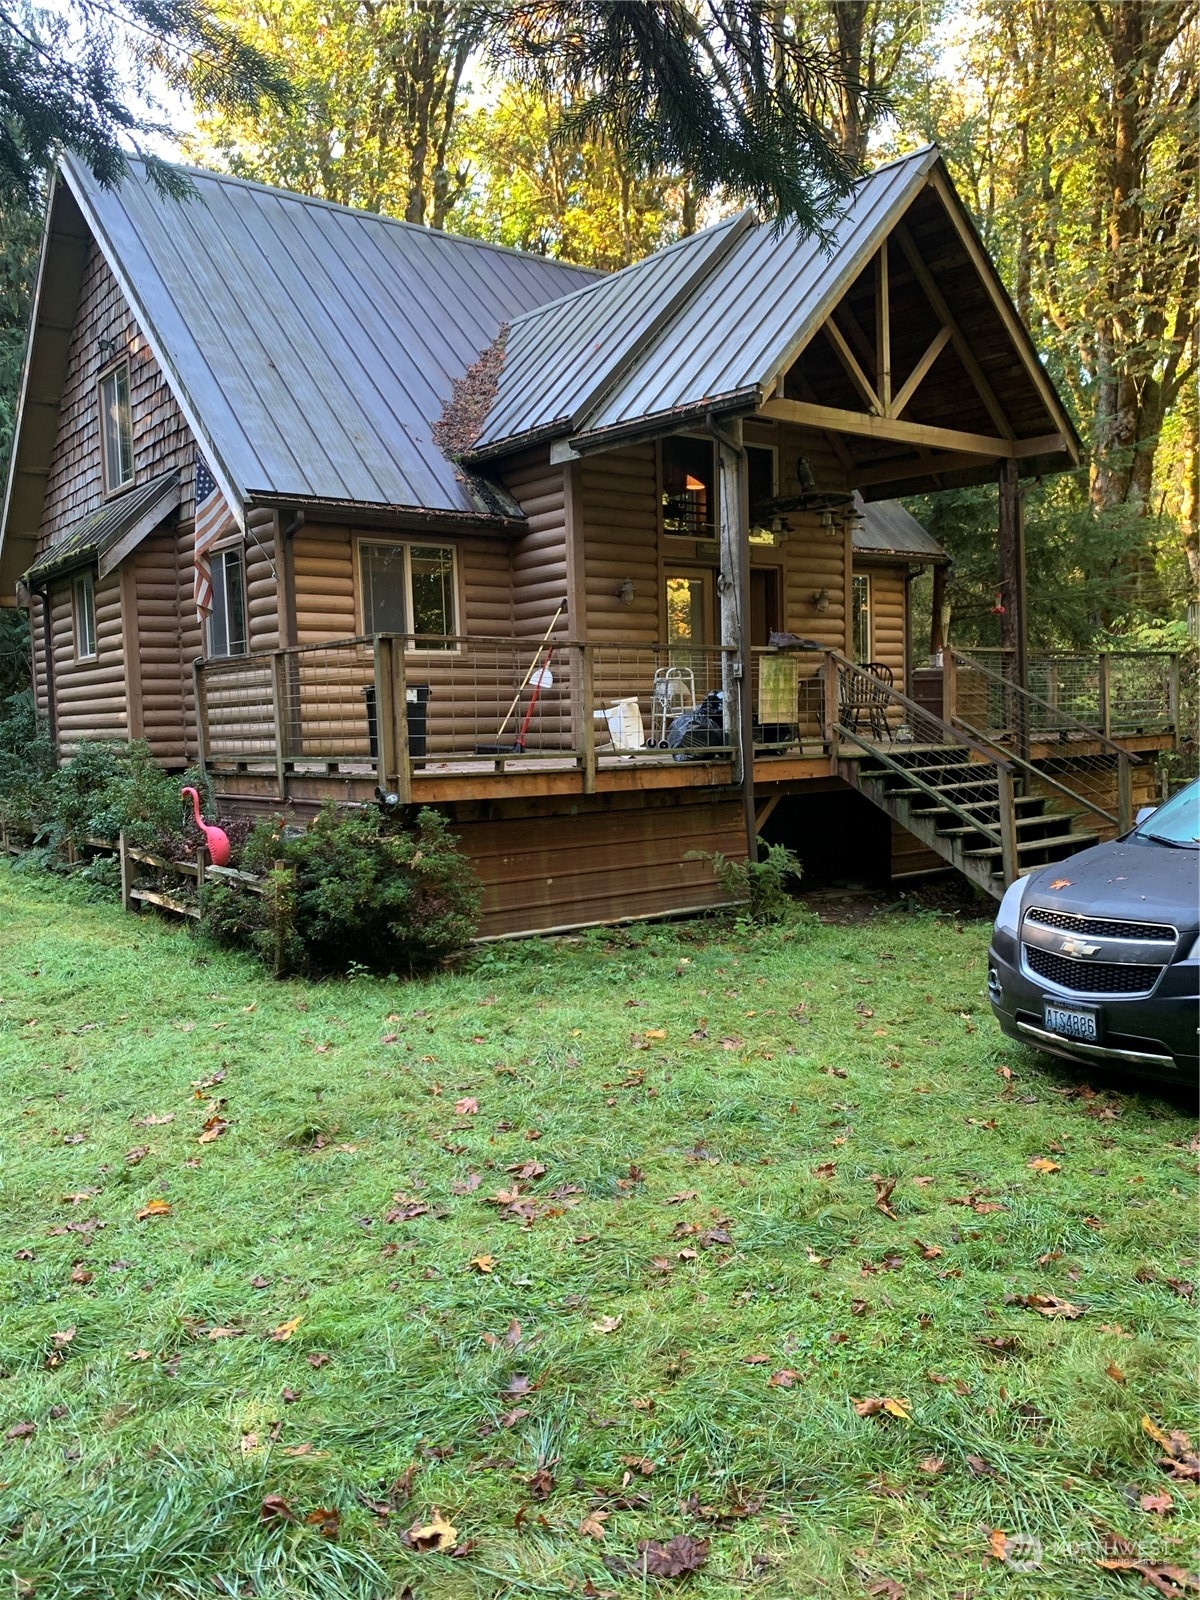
[993,875,1028,940]
[1186,932,1200,962]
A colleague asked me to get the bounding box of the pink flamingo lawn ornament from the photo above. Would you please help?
[181,786,231,866]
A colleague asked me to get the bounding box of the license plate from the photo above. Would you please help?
[1044,1002,1100,1042]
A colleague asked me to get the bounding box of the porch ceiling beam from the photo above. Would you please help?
[875,245,892,414]
[822,317,881,413]
[852,448,997,488]
[760,397,1063,460]
[890,325,952,419]
[893,222,1015,441]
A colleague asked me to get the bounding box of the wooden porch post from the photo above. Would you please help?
[716,419,756,863]
[929,562,947,656]
[373,635,411,803]
[997,460,1028,758]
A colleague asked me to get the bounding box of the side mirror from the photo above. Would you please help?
[1134,805,1158,826]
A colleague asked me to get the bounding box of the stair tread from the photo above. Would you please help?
[963,832,1100,860]
[936,814,1083,838]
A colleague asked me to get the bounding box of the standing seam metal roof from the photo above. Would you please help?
[64,158,600,517]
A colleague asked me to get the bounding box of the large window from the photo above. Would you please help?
[662,436,715,536]
[99,361,134,494]
[73,569,96,660]
[852,574,872,662]
[359,542,457,645]
[208,548,247,657]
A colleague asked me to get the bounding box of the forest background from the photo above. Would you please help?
[1,0,1196,659]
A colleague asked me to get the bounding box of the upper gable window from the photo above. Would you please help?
[662,436,715,536]
[99,361,134,494]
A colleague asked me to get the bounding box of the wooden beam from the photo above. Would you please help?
[891,325,952,418]
[893,222,1015,440]
[875,245,892,414]
[927,169,1078,452]
[822,318,881,413]
[831,301,876,373]
[760,397,1058,459]
[852,448,996,488]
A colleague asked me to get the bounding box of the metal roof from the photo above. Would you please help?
[471,148,940,453]
[27,469,180,582]
[852,494,948,562]
[473,213,752,453]
[63,158,600,518]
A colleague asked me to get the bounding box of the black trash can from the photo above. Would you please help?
[362,684,430,761]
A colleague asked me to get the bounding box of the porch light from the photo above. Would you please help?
[683,474,706,491]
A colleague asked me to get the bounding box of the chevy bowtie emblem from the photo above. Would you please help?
[1060,936,1100,958]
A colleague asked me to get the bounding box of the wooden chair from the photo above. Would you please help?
[840,662,894,742]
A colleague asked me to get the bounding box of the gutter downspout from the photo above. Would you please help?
[701,413,757,867]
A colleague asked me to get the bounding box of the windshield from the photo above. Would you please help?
[1135,780,1200,847]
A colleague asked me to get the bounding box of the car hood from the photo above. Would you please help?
[1022,837,1200,934]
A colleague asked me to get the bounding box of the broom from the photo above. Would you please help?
[475,600,567,754]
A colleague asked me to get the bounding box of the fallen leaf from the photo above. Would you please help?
[768,1369,800,1388]
[61,1190,99,1205]
[269,1316,302,1342]
[1107,1361,1127,1385]
[50,1326,76,1349]
[1142,1417,1200,1481]
[1141,1493,1174,1515]
[5,1421,36,1440]
[1023,1292,1085,1319]
[405,1509,458,1552]
[913,1240,943,1260]
[1096,1559,1200,1596]
[454,1097,478,1116]
[634,1535,709,1578]
[69,1262,92,1284]
[135,1198,171,1221]
[866,1581,905,1600]
[137,1112,174,1126]
[965,1453,999,1478]
[1047,878,1072,890]
[918,1456,944,1475]
[854,1397,911,1422]
[812,1161,837,1179]
[198,1115,229,1144]
[579,1510,609,1540]
[871,1174,897,1217]
[306,1352,331,1368]
[527,1463,555,1499]
[62,1131,86,1145]
[468,1254,494,1274]
[591,1315,622,1334]
[663,1190,698,1205]
[1027,1156,1061,1175]
[305,1507,341,1539]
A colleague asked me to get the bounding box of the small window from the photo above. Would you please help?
[208,548,247,657]
[852,574,872,662]
[73,569,96,660]
[662,436,715,536]
[359,541,457,645]
[99,361,134,493]
[746,445,776,521]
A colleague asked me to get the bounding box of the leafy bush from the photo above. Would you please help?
[692,836,803,923]
[203,804,481,976]
[0,687,55,833]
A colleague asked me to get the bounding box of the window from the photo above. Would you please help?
[359,542,457,645]
[99,362,134,493]
[662,436,715,536]
[852,574,872,662]
[746,445,776,522]
[73,569,96,660]
[208,548,247,657]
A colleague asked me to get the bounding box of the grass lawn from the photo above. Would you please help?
[0,864,1196,1600]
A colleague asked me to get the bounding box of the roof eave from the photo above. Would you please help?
[561,387,765,458]
[243,489,528,533]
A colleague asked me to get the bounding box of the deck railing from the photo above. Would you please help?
[953,648,1182,736]
[948,649,1137,831]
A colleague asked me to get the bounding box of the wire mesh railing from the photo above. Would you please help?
[949,650,1133,832]
[952,648,1180,735]
[590,643,734,760]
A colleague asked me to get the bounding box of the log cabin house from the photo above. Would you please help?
[1,146,1181,936]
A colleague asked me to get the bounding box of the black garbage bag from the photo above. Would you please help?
[667,690,726,760]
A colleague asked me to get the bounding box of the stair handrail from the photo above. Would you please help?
[826,652,1022,877]
[950,648,1142,762]
[827,652,1015,771]
[942,709,1123,831]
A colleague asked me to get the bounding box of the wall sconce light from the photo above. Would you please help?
[616,578,634,606]
[812,588,830,613]
[96,335,121,363]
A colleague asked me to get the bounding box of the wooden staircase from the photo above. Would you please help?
[840,744,1099,899]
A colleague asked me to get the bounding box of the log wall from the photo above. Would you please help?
[37,244,194,554]
[859,562,908,689]
[48,570,127,752]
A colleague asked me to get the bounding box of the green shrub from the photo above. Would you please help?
[691,835,803,923]
[202,804,481,976]
[0,688,55,833]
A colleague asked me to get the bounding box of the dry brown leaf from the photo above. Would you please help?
[632,1535,709,1578]
[1024,1292,1085,1318]
[768,1369,799,1388]
[918,1456,944,1475]
[1047,878,1072,890]
[1141,1493,1174,1515]
[454,1097,478,1116]
[1027,1156,1061,1175]
[269,1316,301,1342]
[1096,1558,1200,1596]
[137,1112,174,1126]
[468,1254,494,1274]
[913,1240,943,1260]
[198,1116,229,1144]
[135,1198,171,1221]
[866,1581,905,1600]
[579,1510,609,1541]
[305,1507,340,1540]
[260,1494,295,1523]
[663,1190,698,1205]
[405,1510,458,1552]
[1106,1361,1127,1385]
[591,1315,622,1334]
[871,1174,897,1217]
[853,1396,911,1422]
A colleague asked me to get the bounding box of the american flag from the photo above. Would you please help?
[193,453,236,618]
